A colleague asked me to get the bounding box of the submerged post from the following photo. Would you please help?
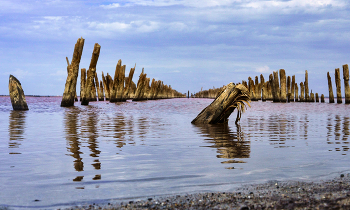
[9,75,29,110]
[335,68,342,104]
[327,72,334,103]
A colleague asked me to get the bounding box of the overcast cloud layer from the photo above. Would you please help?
[1,0,350,96]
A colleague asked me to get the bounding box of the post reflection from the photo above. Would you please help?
[8,111,27,154]
[195,123,250,169]
[64,108,84,177]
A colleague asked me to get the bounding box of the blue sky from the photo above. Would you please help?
[1,0,350,96]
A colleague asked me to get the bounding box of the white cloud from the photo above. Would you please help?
[100,3,120,9]
[4,69,32,80]
[256,65,271,73]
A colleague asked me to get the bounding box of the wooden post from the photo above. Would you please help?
[273,71,280,102]
[133,68,148,101]
[95,73,101,101]
[315,93,319,102]
[80,68,86,101]
[61,37,85,107]
[191,83,250,124]
[295,83,299,102]
[9,75,29,110]
[102,71,109,100]
[122,64,136,101]
[310,91,314,102]
[321,94,325,103]
[109,60,122,102]
[99,81,104,101]
[300,82,304,102]
[335,68,342,104]
[343,64,350,104]
[287,75,291,102]
[255,76,260,101]
[279,69,286,103]
[260,74,266,101]
[81,43,101,105]
[291,75,295,102]
[327,72,334,103]
[305,70,309,102]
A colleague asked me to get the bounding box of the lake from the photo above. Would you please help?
[0,96,349,209]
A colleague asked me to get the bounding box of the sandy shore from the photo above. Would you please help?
[65,174,350,210]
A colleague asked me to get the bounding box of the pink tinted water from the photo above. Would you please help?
[0,96,349,208]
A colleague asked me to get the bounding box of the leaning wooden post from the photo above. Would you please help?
[295,83,299,102]
[335,68,342,104]
[9,75,29,110]
[287,76,291,102]
[191,83,250,124]
[61,37,85,107]
[321,94,325,103]
[81,43,101,105]
[305,70,309,102]
[327,72,335,103]
[300,82,304,102]
[343,64,350,104]
[291,75,295,102]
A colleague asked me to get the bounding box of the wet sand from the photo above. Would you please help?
[66,174,350,210]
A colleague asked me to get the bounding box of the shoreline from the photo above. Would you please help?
[65,174,350,210]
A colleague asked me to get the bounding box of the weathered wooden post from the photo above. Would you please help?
[260,74,266,101]
[279,69,287,102]
[80,68,86,101]
[305,70,309,102]
[321,94,325,103]
[81,43,101,105]
[327,72,335,103]
[287,76,291,102]
[315,93,319,102]
[61,37,85,107]
[109,60,122,102]
[9,75,29,110]
[310,91,314,102]
[300,82,304,102]
[291,75,295,102]
[99,81,104,101]
[95,73,101,101]
[133,68,147,101]
[273,71,280,102]
[335,68,342,104]
[295,83,299,102]
[122,65,136,101]
[255,76,260,100]
[191,83,250,124]
[343,64,350,104]
[248,77,256,101]
[102,72,109,100]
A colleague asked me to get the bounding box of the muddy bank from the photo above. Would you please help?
[65,174,350,210]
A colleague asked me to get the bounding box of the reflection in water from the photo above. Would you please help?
[327,115,349,155]
[8,111,26,154]
[65,108,101,181]
[195,123,250,169]
[64,108,84,174]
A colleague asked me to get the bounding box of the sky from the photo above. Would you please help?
[1,0,350,96]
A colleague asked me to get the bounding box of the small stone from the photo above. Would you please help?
[340,174,345,178]
[148,198,153,201]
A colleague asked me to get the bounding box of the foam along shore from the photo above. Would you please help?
[65,174,350,210]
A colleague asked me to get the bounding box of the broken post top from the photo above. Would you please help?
[9,75,29,111]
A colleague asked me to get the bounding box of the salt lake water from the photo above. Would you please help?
[0,96,349,209]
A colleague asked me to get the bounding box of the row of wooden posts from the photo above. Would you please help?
[193,65,350,104]
[61,38,185,107]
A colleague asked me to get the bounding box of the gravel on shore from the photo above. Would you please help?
[65,174,350,210]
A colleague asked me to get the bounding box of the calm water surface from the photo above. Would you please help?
[0,97,349,209]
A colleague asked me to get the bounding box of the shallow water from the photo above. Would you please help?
[0,97,349,209]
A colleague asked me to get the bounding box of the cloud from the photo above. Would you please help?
[256,66,271,73]
[100,3,120,9]
[4,69,32,80]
